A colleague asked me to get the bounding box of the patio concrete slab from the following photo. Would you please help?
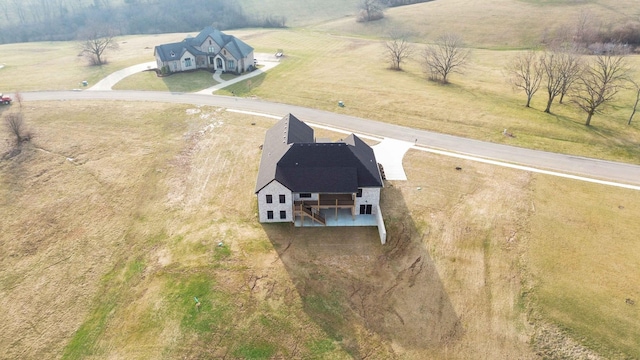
[294,209,377,227]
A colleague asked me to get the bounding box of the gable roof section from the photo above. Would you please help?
[194,26,254,59]
[255,114,383,194]
[154,41,200,62]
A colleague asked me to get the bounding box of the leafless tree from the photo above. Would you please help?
[5,112,25,145]
[0,2,9,22]
[506,50,544,107]
[572,54,629,126]
[423,33,470,84]
[540,51,564,113]
[384,31,415,71]
[573,10,598,46]
[540,47,583,113]
[557,47,583,104]
[78,24,119,66]
[13,91,24,109]
[627,79,640,125]
[357,0,384,22]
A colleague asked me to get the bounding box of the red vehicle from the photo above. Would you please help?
[0,93,12,105]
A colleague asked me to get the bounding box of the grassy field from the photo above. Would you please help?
[2,0,640,358]
[315,0,639,49]
[2,102,638,359]
[3,18,640,164]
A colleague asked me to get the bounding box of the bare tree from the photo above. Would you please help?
[573,54,629,126]
[423,33,470,84]
[506,50,544,107]
[540,47,583,113]
[627,79,640,125]
[357,0,384,22]
[384,31,414,71]
[13,90,24,109]
[78,24,119,66]
[557,46,583,104]
[540,51,564,113]
[5,112,25,145]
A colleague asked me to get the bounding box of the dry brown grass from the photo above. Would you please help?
[2,101,639,358]
[0,101,535,359]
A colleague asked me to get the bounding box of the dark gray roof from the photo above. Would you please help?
[255,114,383,193]
[155,26,253,62]
[154,41,201,62]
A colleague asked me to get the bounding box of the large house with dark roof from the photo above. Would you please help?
[255,114,387,243]
[154,27,254,74]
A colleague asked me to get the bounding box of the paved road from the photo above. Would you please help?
[22,90,640,187]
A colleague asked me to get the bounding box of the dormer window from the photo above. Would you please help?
[170,51,175,57]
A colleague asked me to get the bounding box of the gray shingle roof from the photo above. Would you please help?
[155,26,253,62]
[255,114,383,194]
[154,41,201,62]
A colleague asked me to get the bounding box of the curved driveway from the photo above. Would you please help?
[22,90,640,187]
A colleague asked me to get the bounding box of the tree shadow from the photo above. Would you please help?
[261,184,462,357]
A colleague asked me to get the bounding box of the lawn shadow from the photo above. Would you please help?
[261,184,462,357]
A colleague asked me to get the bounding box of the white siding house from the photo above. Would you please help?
[255,114,386,243]
[257,180,293,223]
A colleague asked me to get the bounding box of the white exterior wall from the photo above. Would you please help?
[257,181,293,223]
[355,188,381,214]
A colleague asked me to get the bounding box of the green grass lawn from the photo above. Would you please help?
[529,175,640,358]
[114,69,218,92]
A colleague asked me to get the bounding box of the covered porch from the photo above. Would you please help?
[293,193,356,226]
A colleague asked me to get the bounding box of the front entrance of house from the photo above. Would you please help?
[216,58,223,70]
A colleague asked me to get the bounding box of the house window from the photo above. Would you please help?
[208,46,216,53]
[209,56,214,65]
[267,211,274,219]
[184,58,192,67]
[279,194,286,203]
[300,193,312,198]
[356,189,363,198]
[359,204,372,215]
[227,60,235,69]
[209,40,212,45]
[280,211,287,219]
[266,195,272,204]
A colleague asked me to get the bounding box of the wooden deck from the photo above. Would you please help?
[294,194,355,226]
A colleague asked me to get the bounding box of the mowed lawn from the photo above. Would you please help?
[528,176,640,358]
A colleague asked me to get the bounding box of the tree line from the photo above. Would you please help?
[0,0,286,44]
